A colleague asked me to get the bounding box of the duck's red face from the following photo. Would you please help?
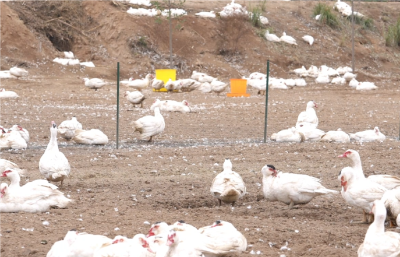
[17,125,23,131]
[166,232,176,246]
[112,238,124,244]
[268,167,277,177]
[146,224,159,237]
[340,176,348,191]
[338,150,351,158]
[140,237,149,248]
[0,187,6,198]
[1,170,11,177]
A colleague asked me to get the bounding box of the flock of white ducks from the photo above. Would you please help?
[271,100,386,143]
[0,169,71,213]
[0,124,29,150]
[46,220,246,257]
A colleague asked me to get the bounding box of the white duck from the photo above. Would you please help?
[164,79,181,92]
[210,159,246,207]
[65,233,113,257]
[93,234,153,257]
[9,124,29,143]
[151,78,164,90]
[191,71,208,80]
[10,66,28,78]
[83,78,106,91]
[0,88,19,99]
[198,74,215,83]
[39,121,71,186]
[270,127,305,143]
[195,11,216,18]
[150,99,191,113]
[47,229,79,257]
[211,79,228,95]
[296,126,325,141]
[198,220,247,253]
[125,90,146,108]
[63,51,74,59]
[302,35,314,45]
[0,159,20,173]
[58,116,83,140]
[320,129,350,143]
[356,81,378,91]
[280,32,297,45]
[262,165,338,209]
[338,167,386,223]
[198,82,212,93]
[179,79,200,92]
[357,200,400,257]
[381,187,400,227]
[0,130,27,150]
[125,74,154,91]
[338,149,400,190]
[132,107,165,142]
[293,66,308,77]
[315,75,330,84]
[295,100,318,129]
[0,169,71,212]
[350,127,386,142]
[295,78,307,86]
[349,78,359,87]
[0,70,17,79]
[265,30,281,42]
[73,129,108,145]
[343,72,357,81]
[147,221,173,237]
[156,229,233,257]
[246,77,266,94]
[331,76,346,85]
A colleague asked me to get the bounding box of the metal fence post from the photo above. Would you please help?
[263,60,270,143]
[116,62,120,149]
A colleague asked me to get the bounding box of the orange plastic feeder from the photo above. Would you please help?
[227,79,250,97]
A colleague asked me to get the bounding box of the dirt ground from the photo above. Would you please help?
[1,0,400,256]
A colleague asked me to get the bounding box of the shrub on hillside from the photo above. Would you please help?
[313,3,340,29]
[7,1,94,51]
[385,16,400,47]
[347,15,374,30]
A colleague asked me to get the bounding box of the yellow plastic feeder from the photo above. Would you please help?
[227,79,250,97]
[153,69,176,92]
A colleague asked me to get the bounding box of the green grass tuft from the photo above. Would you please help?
[347,15,374,30]
[313,3,340,29]
[385,16,400,47]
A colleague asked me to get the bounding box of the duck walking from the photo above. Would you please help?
[262,165,338,209]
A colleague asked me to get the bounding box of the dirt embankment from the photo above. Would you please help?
[2,1,400,81]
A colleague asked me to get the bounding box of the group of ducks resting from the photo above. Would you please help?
[211,152,400,256]
[1,118,109,150]
[271,100,386,143]
[0,121,73,212]
[46,220,246,257]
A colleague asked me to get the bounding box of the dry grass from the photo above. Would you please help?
[6,1,96,51]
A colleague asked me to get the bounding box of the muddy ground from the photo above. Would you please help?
[1,61,400,256]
